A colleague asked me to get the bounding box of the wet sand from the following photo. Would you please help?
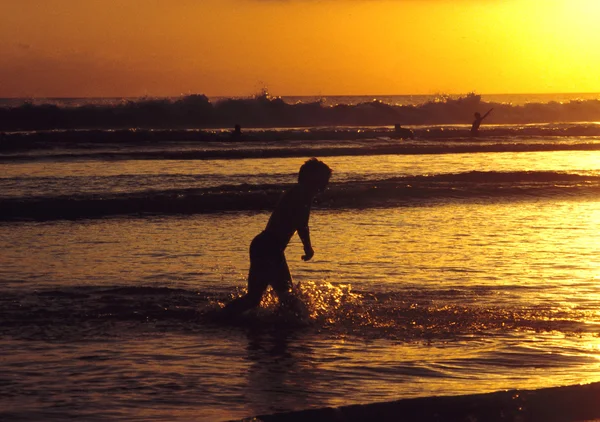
[250,381,600,422]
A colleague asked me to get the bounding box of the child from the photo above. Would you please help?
[223,158,332,316]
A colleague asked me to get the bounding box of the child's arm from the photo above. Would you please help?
[298,225,314,261]
[297,203,314,261]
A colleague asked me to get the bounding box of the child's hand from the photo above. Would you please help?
[302,247,314,261]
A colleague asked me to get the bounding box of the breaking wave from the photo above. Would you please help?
[2,92,600,132]
[1,171,599,221]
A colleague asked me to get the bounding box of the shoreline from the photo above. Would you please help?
[249,381,600,422]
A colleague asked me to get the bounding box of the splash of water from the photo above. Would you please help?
[294,280,363,323]
[219,280,364,325]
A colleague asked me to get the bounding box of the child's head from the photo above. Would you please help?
[298,158,332,192]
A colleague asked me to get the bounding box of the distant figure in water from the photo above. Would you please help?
[471,108,493,136]
[223,158,332,317]
[394,124,415,139]
[231,124,242,139]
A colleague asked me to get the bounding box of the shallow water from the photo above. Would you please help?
[2,198,600,420]
[2,123,600,420]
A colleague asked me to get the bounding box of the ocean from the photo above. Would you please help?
[2,93,600,421]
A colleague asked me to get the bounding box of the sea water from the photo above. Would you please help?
[1,94,600,421]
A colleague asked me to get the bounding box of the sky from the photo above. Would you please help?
[1,0,599,97]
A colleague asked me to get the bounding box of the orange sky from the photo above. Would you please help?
[1,0,599,97]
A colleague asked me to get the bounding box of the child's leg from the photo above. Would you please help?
[272,256,308,317]
[222,232,271,316]
[271,254,293,298]
[222,271,267,316]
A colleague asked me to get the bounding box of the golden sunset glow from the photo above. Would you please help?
[1,0,599,97]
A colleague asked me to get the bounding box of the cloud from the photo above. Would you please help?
[0,49,170,97]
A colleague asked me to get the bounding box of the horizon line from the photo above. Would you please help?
[1,92,600,100]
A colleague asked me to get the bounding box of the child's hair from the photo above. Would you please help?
[298,158,332,189]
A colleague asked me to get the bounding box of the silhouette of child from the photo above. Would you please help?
[223,158,332,317]
[471,108,493,136]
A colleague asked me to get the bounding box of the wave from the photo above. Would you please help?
[1,171,599,221]
[1,282,596,342]
[2,129,600,158]
[2,92,600,131]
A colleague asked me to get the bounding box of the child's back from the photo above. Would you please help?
[264,185,312,248]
